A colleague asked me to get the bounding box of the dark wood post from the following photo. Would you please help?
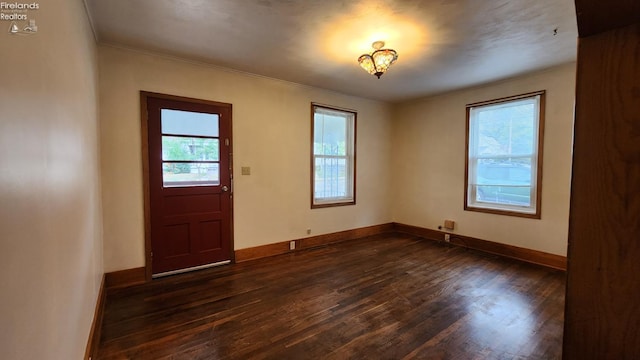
[564,1,640,358]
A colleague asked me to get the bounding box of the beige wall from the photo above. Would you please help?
[99,45,393,272]
[0,1,102,359]
[392,63,576,256]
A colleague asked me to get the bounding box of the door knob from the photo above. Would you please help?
[221,185,229,192]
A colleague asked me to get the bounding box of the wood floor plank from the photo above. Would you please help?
[97,233,565,359]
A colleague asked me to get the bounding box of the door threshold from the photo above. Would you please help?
[152,260,231,279]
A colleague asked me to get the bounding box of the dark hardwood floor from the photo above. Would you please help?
[97,233,565,359]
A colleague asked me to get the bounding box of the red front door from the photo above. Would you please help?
[145,94,233,276]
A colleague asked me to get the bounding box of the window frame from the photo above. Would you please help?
[311,103,357,209]
[160,114,221,188]
[464,91,545,219]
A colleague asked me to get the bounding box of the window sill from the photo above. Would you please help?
[464,203,540,219]
[311,200,356,209]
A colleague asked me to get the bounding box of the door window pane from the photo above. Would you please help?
[160,108,221,188]
[162,162,220,187]
[161,109,219,137]
[162,136,219,161]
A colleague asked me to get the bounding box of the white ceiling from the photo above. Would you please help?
[86,0,578,102]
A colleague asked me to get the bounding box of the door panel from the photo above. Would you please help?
[163,194,221,215]
[162,223,191,257]
[200,220,222,251]
[145,94,232,276]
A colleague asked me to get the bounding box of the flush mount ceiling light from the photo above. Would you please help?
[357,41,398,79]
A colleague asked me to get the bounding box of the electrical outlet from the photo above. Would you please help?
[306,228,311,235]
[289,241,296,250]
[444,234,451,242]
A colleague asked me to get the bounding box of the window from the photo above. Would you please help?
[465,91,545,218]
[161,109,220,187]
[311,104,356,208]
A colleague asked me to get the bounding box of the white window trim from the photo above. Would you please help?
[465,91,545,219]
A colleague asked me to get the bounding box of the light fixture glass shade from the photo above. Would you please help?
[358,54,377,75]
[358,44,398,79]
